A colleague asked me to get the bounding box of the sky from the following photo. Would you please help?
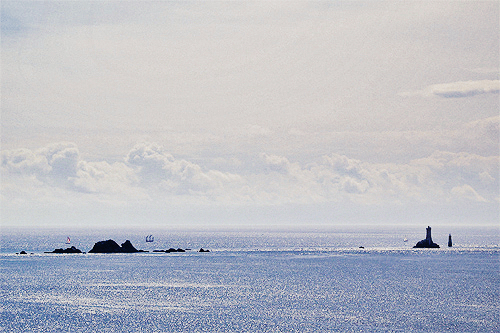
[1,1,499,229]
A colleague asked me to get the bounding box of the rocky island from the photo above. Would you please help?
[45,246,83,254]
[413,226,440,248]
[88,240,147,253]
[152,248,210,253]
[153,248,187,253]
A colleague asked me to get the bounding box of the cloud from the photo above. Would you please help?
[464,116,499,143]
[125,142,244,196]
[430,80,500,98]
[2,141,499,227]
[1,143,139,199]
[260,153,291,174]
[1,148,50,175]
[323,154,366,180]
[71,161,138,195]
[451,185,487,202]
[41,143,80,179]
[1,142,79,181]
[402,80,500,98]
[410,151,499,202]
[3,142,498,206]
[126,142,176,181]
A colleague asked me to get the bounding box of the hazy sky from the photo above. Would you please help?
[1,1,499,229]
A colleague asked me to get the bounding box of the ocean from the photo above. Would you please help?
[1,227,499,332]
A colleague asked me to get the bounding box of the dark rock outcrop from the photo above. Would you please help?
[448,234,452,247]
[120,240,139,253]
[413,226,440,248]
[45,246,83,254]
[89,239,122,253]
[88,239,147,253]
[153,248,186,253]
[199,248,210,253]
[19,251,27,255]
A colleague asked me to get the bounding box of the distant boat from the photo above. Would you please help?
[403,236,408,242]
[146,235,154,243]
[66,237,71,244]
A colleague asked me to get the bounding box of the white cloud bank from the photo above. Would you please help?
[402,80,500,98]
[1,142,139,198]
[2,141,498,227]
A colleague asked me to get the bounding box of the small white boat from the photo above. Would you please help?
[403,237,408,242]
[66,237,71,244]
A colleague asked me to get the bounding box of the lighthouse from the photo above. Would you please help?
[413,226,440,248]
[426,226,433,243]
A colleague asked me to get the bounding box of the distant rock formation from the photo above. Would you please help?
[45,246,83,254]
[120,240,142,253]
[88,239,147,253]
[199,248,210,253]
[153,248,186,253]
[413,226,440,248]
[89,239,122,253]
[448,234,452,247]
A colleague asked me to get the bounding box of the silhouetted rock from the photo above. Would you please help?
[120,240,138,253]
[199,248,210,253]
[88,239,147,253]
[89,239,122,253]
[154,248,187,253]
[448,234,452,247]
[45,246,82,254]
[413,226,440,248]
[19,251,27,255]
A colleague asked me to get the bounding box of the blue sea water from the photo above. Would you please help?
[1,227,499,332]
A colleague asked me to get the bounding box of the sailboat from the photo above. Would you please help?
[403,236,408,242]
[66,237,71,244]
[145,235,154,243]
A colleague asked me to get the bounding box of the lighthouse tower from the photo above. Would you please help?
[426,226,433,243]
